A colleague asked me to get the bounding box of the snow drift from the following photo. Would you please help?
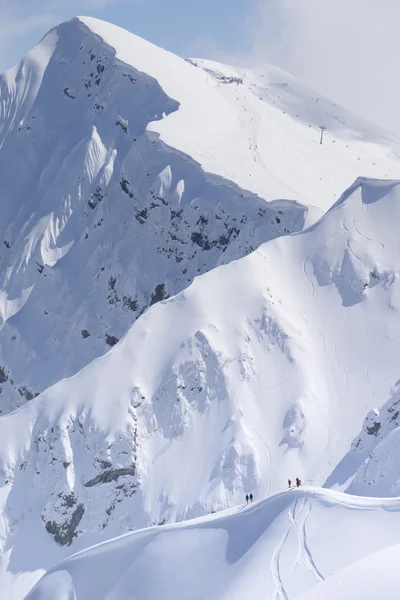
[27,487,400,600]
[2,177,400,597]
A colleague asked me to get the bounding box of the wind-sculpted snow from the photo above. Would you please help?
[2,16,400,599]
[2,178,400,598]
[0,17,308,413]
[27,487,400,600]
[326,376,400,495]
[1,17,400,413]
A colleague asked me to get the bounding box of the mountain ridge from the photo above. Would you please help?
[27,486,400,600]
[1,15,400,599]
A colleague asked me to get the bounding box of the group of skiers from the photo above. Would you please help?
[288,478,302,488]
[244,478,302,505]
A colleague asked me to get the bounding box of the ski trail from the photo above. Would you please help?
[333,339,348,388]
[353,203,384,252]
[252,426,272,496]
[302,256,315,298]
[302,255,325,352]
[365,356,375,405]
[297,500,325,582]
[270,501,298,600]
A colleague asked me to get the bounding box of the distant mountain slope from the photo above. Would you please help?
[2,177,400,598]
[1,17,400,413]
[0,17,307,413]
[26,487,400,600]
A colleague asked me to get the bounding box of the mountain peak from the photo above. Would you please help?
[2,15,400,599]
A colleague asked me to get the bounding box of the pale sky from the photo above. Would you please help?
[1,0,400,135]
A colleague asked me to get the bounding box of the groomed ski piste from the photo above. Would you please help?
[27,486,400,600]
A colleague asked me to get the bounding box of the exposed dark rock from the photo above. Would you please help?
[120,178,134,198]
[116,118,128,133]
[366,421,381,436]
[123,295,139,311]
[0,366,8,384]
[81,329,90,339]
[45,502,85,546]
[18,386,38,401]
[135,208,148,224]
[63,87,76,99]
[191,231,211,250]
[150,283,168,306]
[88,186,104,209]
[106,334,119,347]
[84,466,136,487]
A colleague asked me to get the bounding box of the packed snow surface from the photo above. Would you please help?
[27,487,400,599]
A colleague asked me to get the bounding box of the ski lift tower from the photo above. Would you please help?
[319,125,326,145]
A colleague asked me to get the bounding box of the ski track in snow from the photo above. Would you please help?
[333,339,348,388]
[365,356,376,406]
[302,256,315,299]
[297,500,325,583]
[270,501,297,600]
[3,15,400,599]
[252,426,272,496]
[271,496,324,600]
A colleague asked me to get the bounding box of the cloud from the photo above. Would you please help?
[250,0,400,134]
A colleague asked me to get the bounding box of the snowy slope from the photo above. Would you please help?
[0,16,306,413]
[27,487,400,600]
[2,15,400,599]
[1,17,400,412]
[2,177,400,597]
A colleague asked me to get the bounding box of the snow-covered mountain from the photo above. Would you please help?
[27,487,400,600]
[3,176,400,598]
[1,14,400,600]
[1,16,400,413]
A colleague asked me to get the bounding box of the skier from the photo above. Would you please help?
[296,477,302,487]
[249,493,254,503]
[245,494,249,504]
[288,479,292,488]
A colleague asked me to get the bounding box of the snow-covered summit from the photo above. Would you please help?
[1,16,400,415]
[2,15,400,599]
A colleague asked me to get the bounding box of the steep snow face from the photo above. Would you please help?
[0,17,307,413]
[2,17,400,412]
[26,487,400,600]
[339,388,400,498]
[2,178,400,598]
[326,379,400,496]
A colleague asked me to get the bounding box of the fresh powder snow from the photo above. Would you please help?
[27,487,400,599]
[0,14,400,600]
